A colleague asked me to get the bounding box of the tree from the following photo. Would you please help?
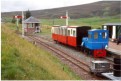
[11,17,16,23]
[25,9,31,19]
[19,18,22,24]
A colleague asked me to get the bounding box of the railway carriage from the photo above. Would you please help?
[51,25,60,41]
[61,26,68,44]
[57,26,67,44]
[67,26,91,47]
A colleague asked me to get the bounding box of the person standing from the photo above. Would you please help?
[117,33,121,45]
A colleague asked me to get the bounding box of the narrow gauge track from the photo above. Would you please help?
[27,35,104,80]
[35,34,114,63]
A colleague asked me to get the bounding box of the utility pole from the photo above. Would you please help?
[16,17,19,31]
[66,10,68,26]
[22,11,24,37]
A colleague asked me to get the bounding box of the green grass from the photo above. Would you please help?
[1,23,80,80]
[37,15,120,35]
[5,15,121,35]
[41,15,121,28]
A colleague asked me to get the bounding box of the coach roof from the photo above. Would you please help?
[103,23,121,26]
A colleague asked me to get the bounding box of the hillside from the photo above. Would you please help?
[1,1,121,19]
[1,23,80,80]
[40,16,121,28]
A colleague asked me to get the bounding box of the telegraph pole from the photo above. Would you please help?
[66,10,68,26]
[22,11,24,37]
[16,16,19,31]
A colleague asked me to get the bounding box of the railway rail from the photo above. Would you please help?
[34,34,115,68]
[35,35,115,65]
[34,35,114,58]
[27,35,104,80]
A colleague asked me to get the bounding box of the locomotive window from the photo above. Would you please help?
[73,30,76,37]
[94,32,98,39]
[102,32,107,38]
[68,30,70,36]
[88,34,91,38]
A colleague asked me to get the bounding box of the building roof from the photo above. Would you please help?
[103,23,121,26]
[24,16,40,23]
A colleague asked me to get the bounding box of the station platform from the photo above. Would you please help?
[107,41,121,55]
[102,72,121,80]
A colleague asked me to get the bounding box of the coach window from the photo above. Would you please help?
[68,30,70,36]
[102,32,106,39]
[60,28,62,35]
[59,28,61,35]
[61,28,63,35]
[62,28,63,35]
[71,29,73,35]
[51,28,53,33]
[55,28,57,34]
[58,28,60,34]
[53,28,54,33]
[73,30,76,37]
[62,28,64,35]
[65,29,67,36]
[56,28,57,34]
[54,28,55,34]
[63,28,65,36]
[94,32,98,39]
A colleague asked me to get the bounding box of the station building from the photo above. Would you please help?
[24,16,41,35]
[102,23,121,41]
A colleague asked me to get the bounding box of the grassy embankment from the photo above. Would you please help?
[40,15,121,35]
[1,23,80,80]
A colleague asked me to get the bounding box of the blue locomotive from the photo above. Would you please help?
[81,29,109,57]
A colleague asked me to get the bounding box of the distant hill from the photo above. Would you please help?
[1,1,121,19]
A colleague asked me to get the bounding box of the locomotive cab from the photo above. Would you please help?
[90,60,111,75]
[83,29,109,49]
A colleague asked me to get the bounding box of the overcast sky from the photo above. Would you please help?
[1,0,103,12]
